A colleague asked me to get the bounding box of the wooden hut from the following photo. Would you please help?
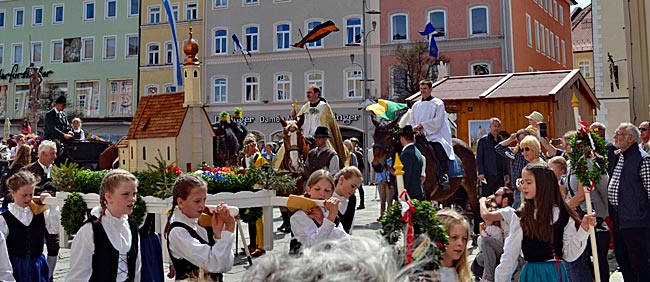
[407,69,598,149]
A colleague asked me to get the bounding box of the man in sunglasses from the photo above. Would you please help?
[638,121,650,153]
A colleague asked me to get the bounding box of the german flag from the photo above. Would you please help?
[293,20,339,48]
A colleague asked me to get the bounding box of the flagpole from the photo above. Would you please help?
[239,51,252,70]
[298,29,315,66]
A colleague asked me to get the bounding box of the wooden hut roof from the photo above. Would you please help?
[127,92,188,139]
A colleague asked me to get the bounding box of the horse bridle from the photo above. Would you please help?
[284,124,306,172]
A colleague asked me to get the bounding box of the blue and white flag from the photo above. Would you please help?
[162,0,182,86]
[232,34,251,57]
[419,22,439,58]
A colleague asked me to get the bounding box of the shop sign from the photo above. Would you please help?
[0,64,54,83]
[258,113,361,125]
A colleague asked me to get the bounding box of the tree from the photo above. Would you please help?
[391,41,450,102]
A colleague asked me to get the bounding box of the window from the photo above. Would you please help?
[185,2,197,21]
[165,42,173,64]
[346,18,361,44]
[213,77,227,103]
[549,31,554,59]
[245,26,259,52]
[526,14,532,47]
[14,8,24,27]
[53,4,64,24]
[244,75,259,102]
[0,45,3,65]
[145,84,159,95]
[391,14,407,41]
[0,10,4,28]
[106,0,117,19]
[84,1,95,21]
[471,63,491,75]
[51,40,63,62]
[307,21,323,47]
[276,24,291,50]
[171,3,179,21]
[126,34,138,57]
[553,1,558,20]
[306,71,323,92]
[275,73,291,101]
[534,20,539,51]
[346,70,362,98]
[31,42,42,64]
[128,0,139,16]
[559,5,564,25]
[469,6,488,35]
[164,84,177,93]
[560,40,566,67]
[215,0,228,8]
[544,0,549,11]
[12,43,22,65]
[555,35,560,63]
[429,10,446,38]
[82,38,94,61]
[244,0,259,5]
[544,28,551,57]
[147,43,160,65]
[578,61,591,78]
[148,6,161,24]
[539,24,546,54]
[214,29,227,54]
[104,36,116,59]
[33,6,43,25]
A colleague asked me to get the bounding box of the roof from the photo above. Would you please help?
[127,92,188,139]
[115,136,128,148]
[409,70,599,107]
[571,4,592,52]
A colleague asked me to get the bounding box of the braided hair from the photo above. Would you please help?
[164,174,208,237]
[6,170,40,193]
[97,169,138,223]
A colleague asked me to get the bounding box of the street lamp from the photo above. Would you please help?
[347,0,379,184]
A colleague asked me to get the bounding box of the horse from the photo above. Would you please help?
[278,115,309,195]
[370,115,478,212]
[213,120,241,167]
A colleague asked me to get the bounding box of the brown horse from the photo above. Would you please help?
[278,115,310,195]
[371,115,478,210]
[212,120,241,167]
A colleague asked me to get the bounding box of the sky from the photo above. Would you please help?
[573,0,591,8]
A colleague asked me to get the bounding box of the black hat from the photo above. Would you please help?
[399,125,417,136]
[313,126,331,138]
[55,95,67,105]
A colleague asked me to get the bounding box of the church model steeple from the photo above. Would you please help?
[182,26,202,107]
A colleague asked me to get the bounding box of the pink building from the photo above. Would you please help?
[380,0,575,99]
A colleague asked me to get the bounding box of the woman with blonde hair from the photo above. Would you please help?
[9,144,31,175]
[332,166,363,234]
[436,209,472,282]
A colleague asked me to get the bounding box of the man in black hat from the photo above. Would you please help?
[44,95,73,142]
[399,125,425,200]
[305,126,339,177]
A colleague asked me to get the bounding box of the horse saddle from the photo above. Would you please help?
[418,138,465,180]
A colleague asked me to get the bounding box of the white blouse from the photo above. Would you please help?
[167,211,234,274]
[290,207,351,248]
[0,203,60,236]
[494,206,589,282]
[0,232,15,282]
[66,207,142,282]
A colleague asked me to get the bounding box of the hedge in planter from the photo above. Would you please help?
[61,192,88,234]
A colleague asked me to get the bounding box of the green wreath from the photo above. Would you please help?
[568,130,608,186]
[61,192,88,235]
[379,200,448,270]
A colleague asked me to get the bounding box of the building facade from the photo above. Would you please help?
[379,0,575,99]
[139,0,204,96]
[202,0,381,145]
[623,0,650,124]
[592,0,630,131]
[572,5,594,90]
[0,0,140,140]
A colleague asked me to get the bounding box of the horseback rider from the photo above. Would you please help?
[408,79,453,188]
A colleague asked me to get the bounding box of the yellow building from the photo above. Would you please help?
[592,0,630,133]
[139,0,204,96]
[623,0,650,124]
[571,5,594,91]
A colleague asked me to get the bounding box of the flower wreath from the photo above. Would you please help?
[567,122,608,188]
[380,199,448,270]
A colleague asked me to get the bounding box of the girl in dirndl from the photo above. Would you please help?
[494,162,596,282]
[0,171,58,282]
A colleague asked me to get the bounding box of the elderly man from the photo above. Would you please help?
[476,117,509,197]
[21,140,60,281]
[639,121,650,153]
[608,123,650,282]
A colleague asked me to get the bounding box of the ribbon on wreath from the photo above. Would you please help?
[400,199,416,264]
[579,120,605,167]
